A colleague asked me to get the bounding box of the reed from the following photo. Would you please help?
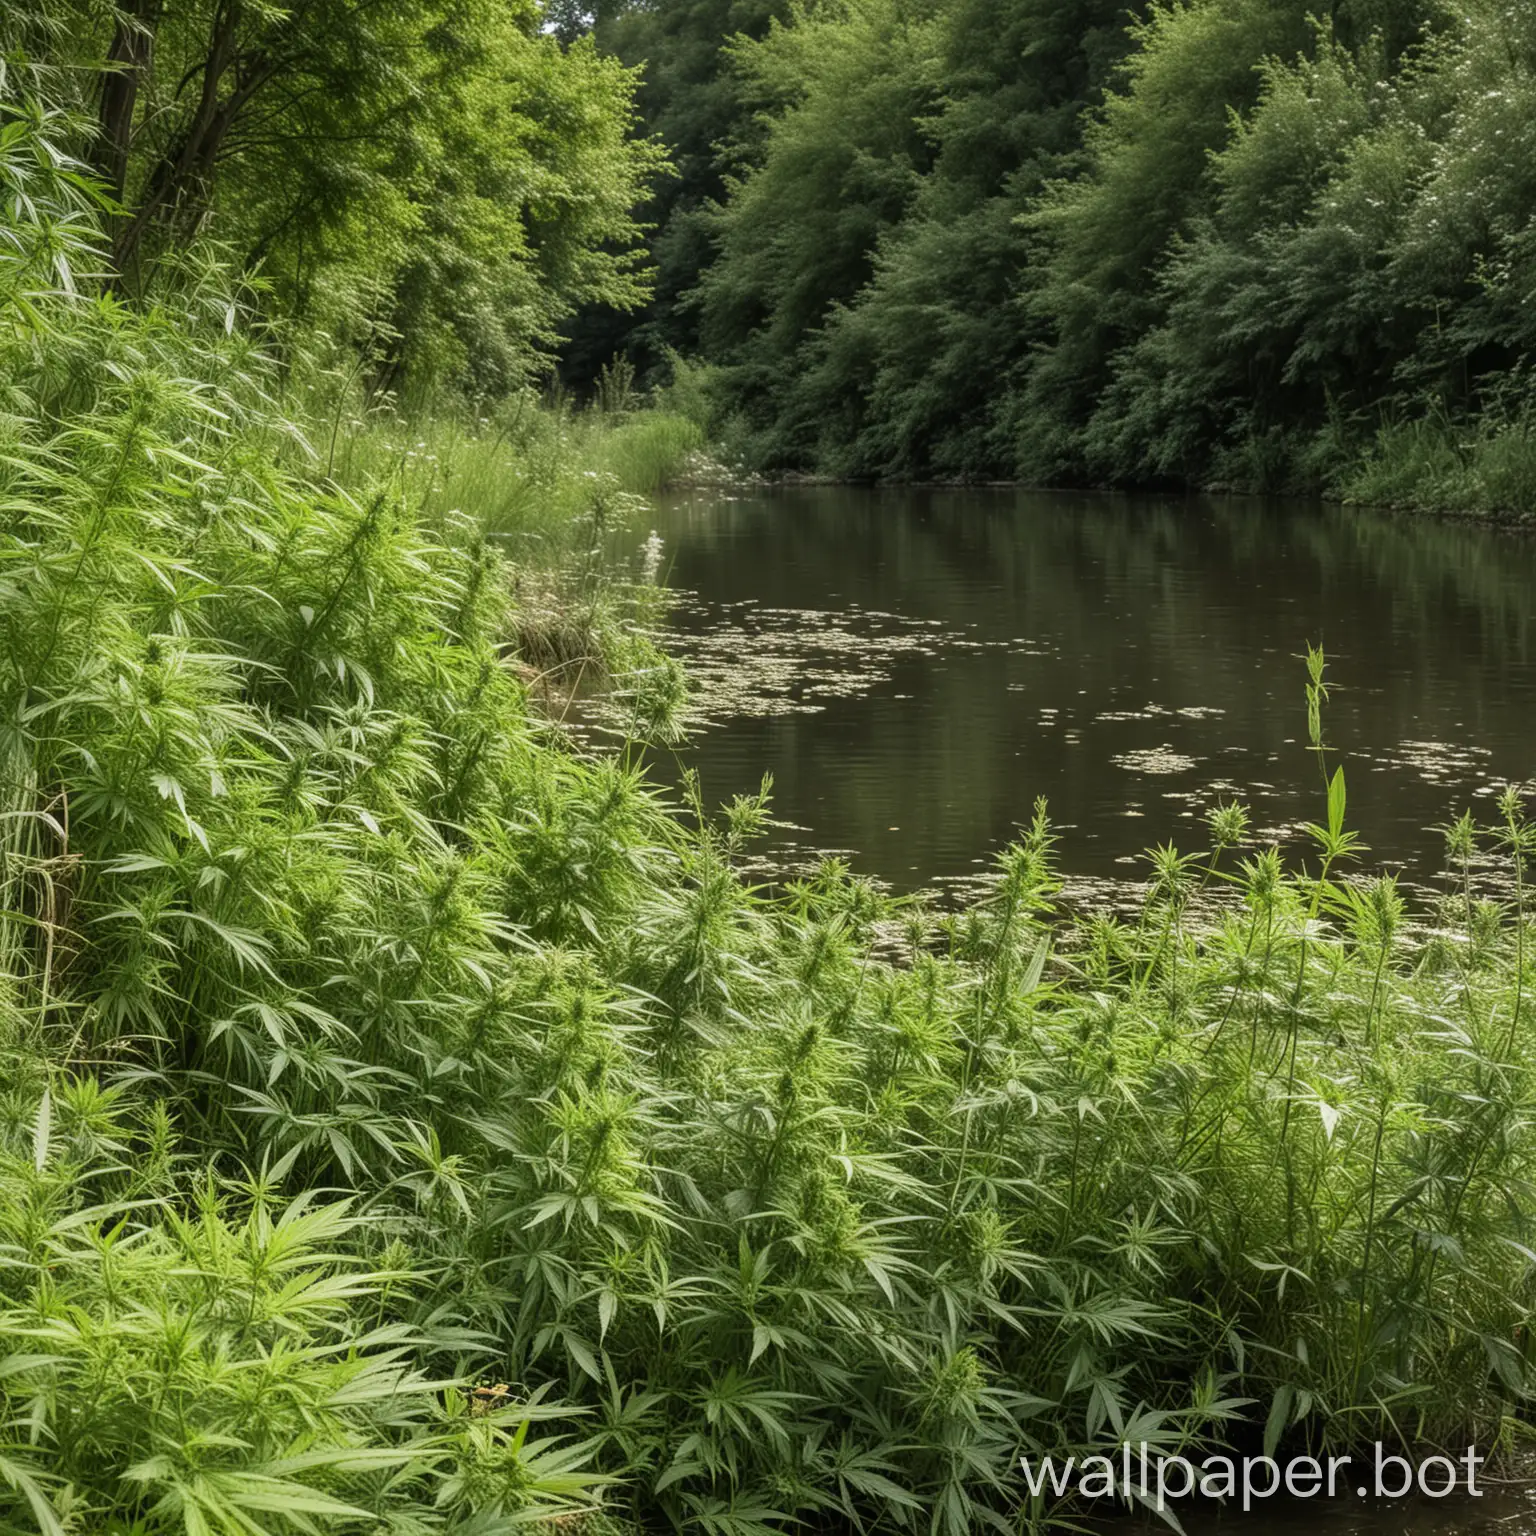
[1342,403,1536,521]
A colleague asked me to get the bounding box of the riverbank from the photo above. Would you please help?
[4,110,1536,1536]
[736,469,1536,528]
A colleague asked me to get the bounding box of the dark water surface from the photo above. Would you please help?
[632,486,1536,899]
[1179,1480,1536,1536]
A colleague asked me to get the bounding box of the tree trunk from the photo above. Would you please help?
[111,0,245,275]
[95,0,161,204]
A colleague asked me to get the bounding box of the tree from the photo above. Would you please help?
[788,0,1142,477]
[691,0,944,467]
[555,0,791,388]
[6,0,664,397]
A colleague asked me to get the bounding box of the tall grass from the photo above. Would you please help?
[1343,398,1536,520]
[2,92,1535,1536]
[316,393,702,553]
[588,413,706,495]
[276,349,702,709]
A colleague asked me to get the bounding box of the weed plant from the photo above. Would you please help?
[315,390,702,554]
[277,317,700,706]
[2,94,1535,1536]
[1343,398,1536,521]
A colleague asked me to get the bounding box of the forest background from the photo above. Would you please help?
[563,0,1536,517]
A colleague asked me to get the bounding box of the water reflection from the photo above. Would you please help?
[633,486,1536,896]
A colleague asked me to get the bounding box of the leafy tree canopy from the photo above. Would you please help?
[5,0,665,397]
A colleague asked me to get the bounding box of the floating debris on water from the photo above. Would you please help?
[1110,745,1201,775]
[1372,739,1493,786]
[652,593,1059,731]
[1095,702,1228,722]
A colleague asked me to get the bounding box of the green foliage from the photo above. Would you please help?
[1016,0,1317,478]
[5,0,664,402]
[630,0,1536,508]
[362,20,665,401]
[674,0,1142,475]
[693,0,946,469]
[561,0,793,384]
[591,412,706,493]
[0,1125,610,1535]
[321,395,702,546]
[1343,398,1536,519]
[772,0,1141,478]
[5,76,1536,1536]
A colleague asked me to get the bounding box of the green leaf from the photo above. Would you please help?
[1327,766,1346,841]
[0,1452,64,1536]
[564,1331,601,1382]
[31,1086,50,1173]
[1021,935,1050,994]
[1263,1383,1294,1459]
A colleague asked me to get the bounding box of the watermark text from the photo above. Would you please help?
[1019,1443,1484,1511]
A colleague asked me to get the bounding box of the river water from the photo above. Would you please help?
[621,488,1536,1522]
[630,485,1536,903]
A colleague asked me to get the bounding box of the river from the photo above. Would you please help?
[630,485,1536,904]
[620,484,1536,1527]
